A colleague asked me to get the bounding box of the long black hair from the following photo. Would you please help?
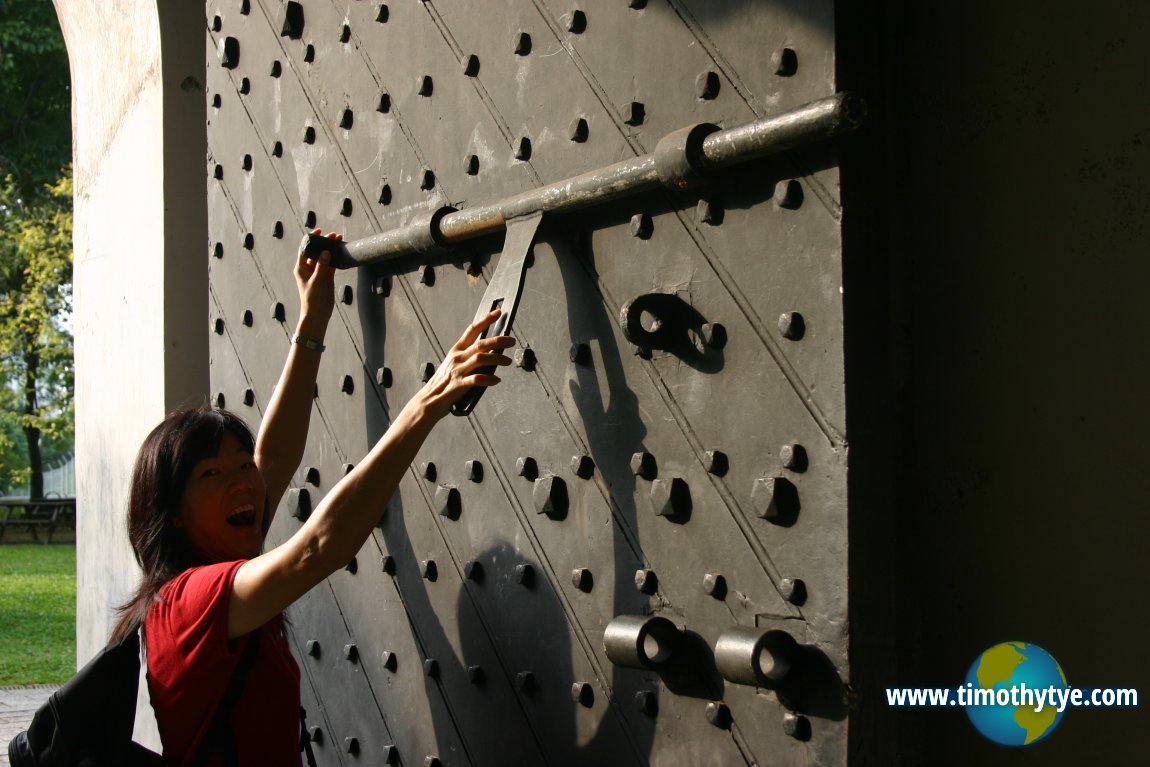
[110,406,260,642]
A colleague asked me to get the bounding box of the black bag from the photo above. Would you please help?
[8,628,259,767]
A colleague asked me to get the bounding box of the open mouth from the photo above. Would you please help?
[226,505,257,527]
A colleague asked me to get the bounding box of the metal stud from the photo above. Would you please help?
[779,577,806,605]
[418,75,433,97]
[513,31,531,55]
[703,449,728,476]
[565,10,587,34]
[569,342,591,365]
[303,44,315,63]
[305,467,320,486]
[343,643,359,663]
[218,37,240,69]
[702,572,727,599]
[569,116,589,143]
[303,125,316,144]
[570,454,594,479]
[695,70,720,100]
[514,136,531,161]
[308,726,323,745]
[381,555,396,575]
[272,221,284,239]
[467,665,485,685]
[240,309,252,327]
[420,169,435,190]
[700,322,727,350]
[306,639,321,658]
[571,568,592,592]
[464,153,479,175]
[630,451,656,480]
[629,212,653,239]
[514,563,535,587]
[515,671,535,692]
[513,347,536,371]
[345,557,357,574]
[373,275,391,296]
[781,443,808,472]
[419,265,435,285]
[280,1,303,39]
[376,367,393,387]
[533,475,568,518]
[211,14,222,32]
[434,485,461,519]
[378,184,392,204]
[239,1,250,16]
[420,362,436,382]
[634,568,657,594]
[635,690,657,716]
[381,650,397,671]
[424,758,441,767]
[571,681,593,706]
[420,559,438,581]
[213,242,224,259]
[213,318,224,335]
[462,53,480,76]
[270,60,282,78]
[650,477,690,518]
[376,5,389,24]
[213,164,223,180]
[239,77,250,95]
[465,460,483,482]
[783,711,810,740]
[778,311,805,340]
[622,101,645,126]
[339,24,351,44]
[772,47,798,77]
[423,658,439,678]
[241,154,252,171]
[242,233,254,250]
[421,461,437,481]
[628,0,647,8]
[339,108,353,130]
[705,701,731,729]
[463,559,484,582]
[377,92,391,113]
[272,141,283,157]
[751,475,799,524]
[242,389,255,407]
[212,93,222,109]
[774,179,803,209]
[344,737,359,756]
[292,488,311,521]
[341,375,354,394]
[340,197,352,217]
[516,456,538,481]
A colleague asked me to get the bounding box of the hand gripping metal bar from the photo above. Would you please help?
[301,92,863,267]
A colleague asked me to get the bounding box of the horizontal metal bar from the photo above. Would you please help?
[337,92,862,268]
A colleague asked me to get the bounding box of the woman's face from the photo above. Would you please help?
[174,431,267,562]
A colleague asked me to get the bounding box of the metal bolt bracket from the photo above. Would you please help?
[603,615,681,670]
[714,627,799,688]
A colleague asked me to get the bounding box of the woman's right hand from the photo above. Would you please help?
[418,309,516,420]
[295,228,338,324]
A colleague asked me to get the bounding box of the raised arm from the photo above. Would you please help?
[230,309,514,637]
[254,231,339,518]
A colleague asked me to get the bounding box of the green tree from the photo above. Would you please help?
[0,0,73,498]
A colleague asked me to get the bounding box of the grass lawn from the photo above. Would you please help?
[0,544,76,685]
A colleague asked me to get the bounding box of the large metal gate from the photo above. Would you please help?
[205,1,848,764]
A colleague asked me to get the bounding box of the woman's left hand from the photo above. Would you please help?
[295,229,339,323]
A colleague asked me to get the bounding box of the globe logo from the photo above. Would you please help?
[964,641,1068,746]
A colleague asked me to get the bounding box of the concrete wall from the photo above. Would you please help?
[54,0,207,747]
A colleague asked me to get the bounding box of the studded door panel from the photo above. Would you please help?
[207,1,847,765]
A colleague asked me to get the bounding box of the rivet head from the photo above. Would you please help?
[781,443,808,472]
[751,476,799,523]
[462,53,480,76]
[434,485,461,519]
[513,346,536,371]
[630,451,656,480]
[303,43,315,64]
[772,47,798,77]
[695,70,720,100]
[213,318,225,335]
[421,461,437,482]
[571,681,593,706]
[420,362,436,382]
[515,671,535,691]
[703,449,728,476]
[622,101,645,126]
[381,650,397,671]
[513,31,531,55]
[419,265,435,285]
[465,459,483,482]
[306,639,321,658]
[292,488,311,521]
[423,658,439,678]
[571,568,592,592]
[424,758,442,767]
[381,555,396,575]
[305,467,320,487]
[774,178,803,209]
[339,108,353,130]
[569,342,591,365]
[345,557,358,574]
[280,1,304,39]
[702,572,727,599]
[420,560,438,581]
[706,701,732,728]
[514,563,535,587]
[650,477,691,518]
[467,665,485,685]
[569,116,589,143]
[340,197,352,216]
[635,690,657,716]
[782,711,810,740]
[218,37,240,69]
[375,5,390,24]
[343,643,359,663]
[463,559,484,582]
[464,153,480,175]
[628,0,647,8]
[339,24,351,44]
[341,374,354,394]
[308,726,323,745]
[514,136,532,161]
[272,221,284,239]
[373,275,392,296]
[420,169,435,190]
[533,476,569,518]
[418,75,434,97]
[778,311,805,340]
[629,212,653,239]
[696,198,716,225]
[516,456,539,481]
[381,745,398,764]
[634,568,657,594]
[270,60,282,78]
[700,323,727,350]
[570,454,594,479]
[344,736,359,755]
[376,367,393,388]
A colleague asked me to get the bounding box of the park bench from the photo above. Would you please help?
[0,496,76,543]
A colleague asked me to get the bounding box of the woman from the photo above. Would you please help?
[110,232,514,765]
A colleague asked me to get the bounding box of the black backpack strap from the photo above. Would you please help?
[189,631,260,767]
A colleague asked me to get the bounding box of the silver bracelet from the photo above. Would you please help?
[291,333,326,353]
